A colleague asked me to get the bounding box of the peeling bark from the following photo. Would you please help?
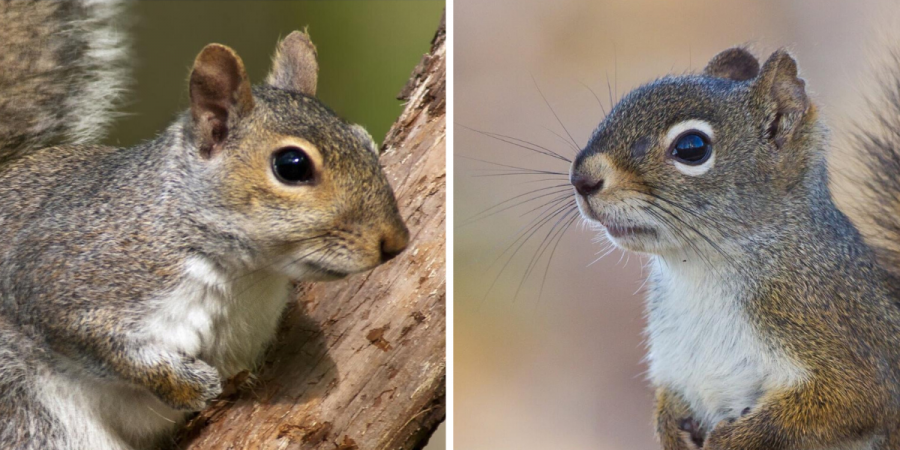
[177,14,446,450]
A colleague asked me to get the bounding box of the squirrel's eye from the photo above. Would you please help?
[669,132,712,165]
[272,147,315,184]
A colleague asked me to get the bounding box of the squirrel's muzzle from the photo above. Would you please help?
[379,223,409,262]
[571,173,604,197]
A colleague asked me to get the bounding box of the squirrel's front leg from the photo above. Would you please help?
[118,344,224,411]
[655,387,703,450]
[704,376,883,450]
[66,330,223,411]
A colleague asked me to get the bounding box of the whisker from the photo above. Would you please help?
[458,185,573,227]
[578,80,608,117]
[634,261,652,296]
[588,242,618,266]
[515,207,579,300]
[606,71,614,110]
[643,202,748,279]
[221,234,330,285]
[534,211,580,302]
[517,177,575,185]
[458,124,571,163]
[517,192,576,218]
[541,125,580,153]
[622,187,743,237]
[644,206,719,274]
[531,74,580,151]
[459,155,568,176]
[229,241,333,299]
[481,199,577,303]
[473,172,568,178]
[490,198,577,268]
[642,206,711,271]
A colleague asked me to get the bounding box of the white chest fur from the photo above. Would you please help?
[645,258,807,428]
[143,256,292,377]
[36,256,294,449]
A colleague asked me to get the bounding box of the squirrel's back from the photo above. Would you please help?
[0,0,127,162]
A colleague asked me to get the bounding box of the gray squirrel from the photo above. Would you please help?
[571,47,900,449]
[0,1,409,449]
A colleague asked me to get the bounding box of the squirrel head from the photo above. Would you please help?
[571,48,825,255]
[182,31,408,280]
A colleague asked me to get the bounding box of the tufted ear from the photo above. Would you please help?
[752,49,811,149]
[266,30,319,96]
[704,47,760,81]
[189,44,254,158]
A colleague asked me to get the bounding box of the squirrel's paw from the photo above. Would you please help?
[704,407,757,450]
[677,417,705,449]
[704,422,736,450]
[155,356,223,411]
[704,416,752,450]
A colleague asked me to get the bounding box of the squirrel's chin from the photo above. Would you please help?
[297,263,351,282]
[302,271,349,282]
[271,259,351,282]
[604,228,680,256]
[606,232,654,253]
[604,224,656,239]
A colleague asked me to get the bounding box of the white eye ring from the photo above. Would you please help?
[665,120,715,176]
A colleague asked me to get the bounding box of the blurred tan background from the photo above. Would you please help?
[101,2,446,449]
[455,1,898,449]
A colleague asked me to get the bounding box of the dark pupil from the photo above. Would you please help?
[672,133,710,164]
[273,147,314,183]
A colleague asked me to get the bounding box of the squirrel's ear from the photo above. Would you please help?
[752,49,810,150]
[189,44,254,158]
[350,124,379,155]
[704,47,760,81]
[266,31,319,96]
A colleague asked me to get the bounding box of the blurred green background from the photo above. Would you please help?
[102,2,445,449]
[106,1,444,148]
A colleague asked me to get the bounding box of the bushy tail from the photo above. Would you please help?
[855,51,900,275]
[0,0,128,162]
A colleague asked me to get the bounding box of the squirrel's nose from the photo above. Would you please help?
[380,225,409,262]
[571,174,604,196]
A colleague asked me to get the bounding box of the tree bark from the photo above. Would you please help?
[177,14,446,450]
